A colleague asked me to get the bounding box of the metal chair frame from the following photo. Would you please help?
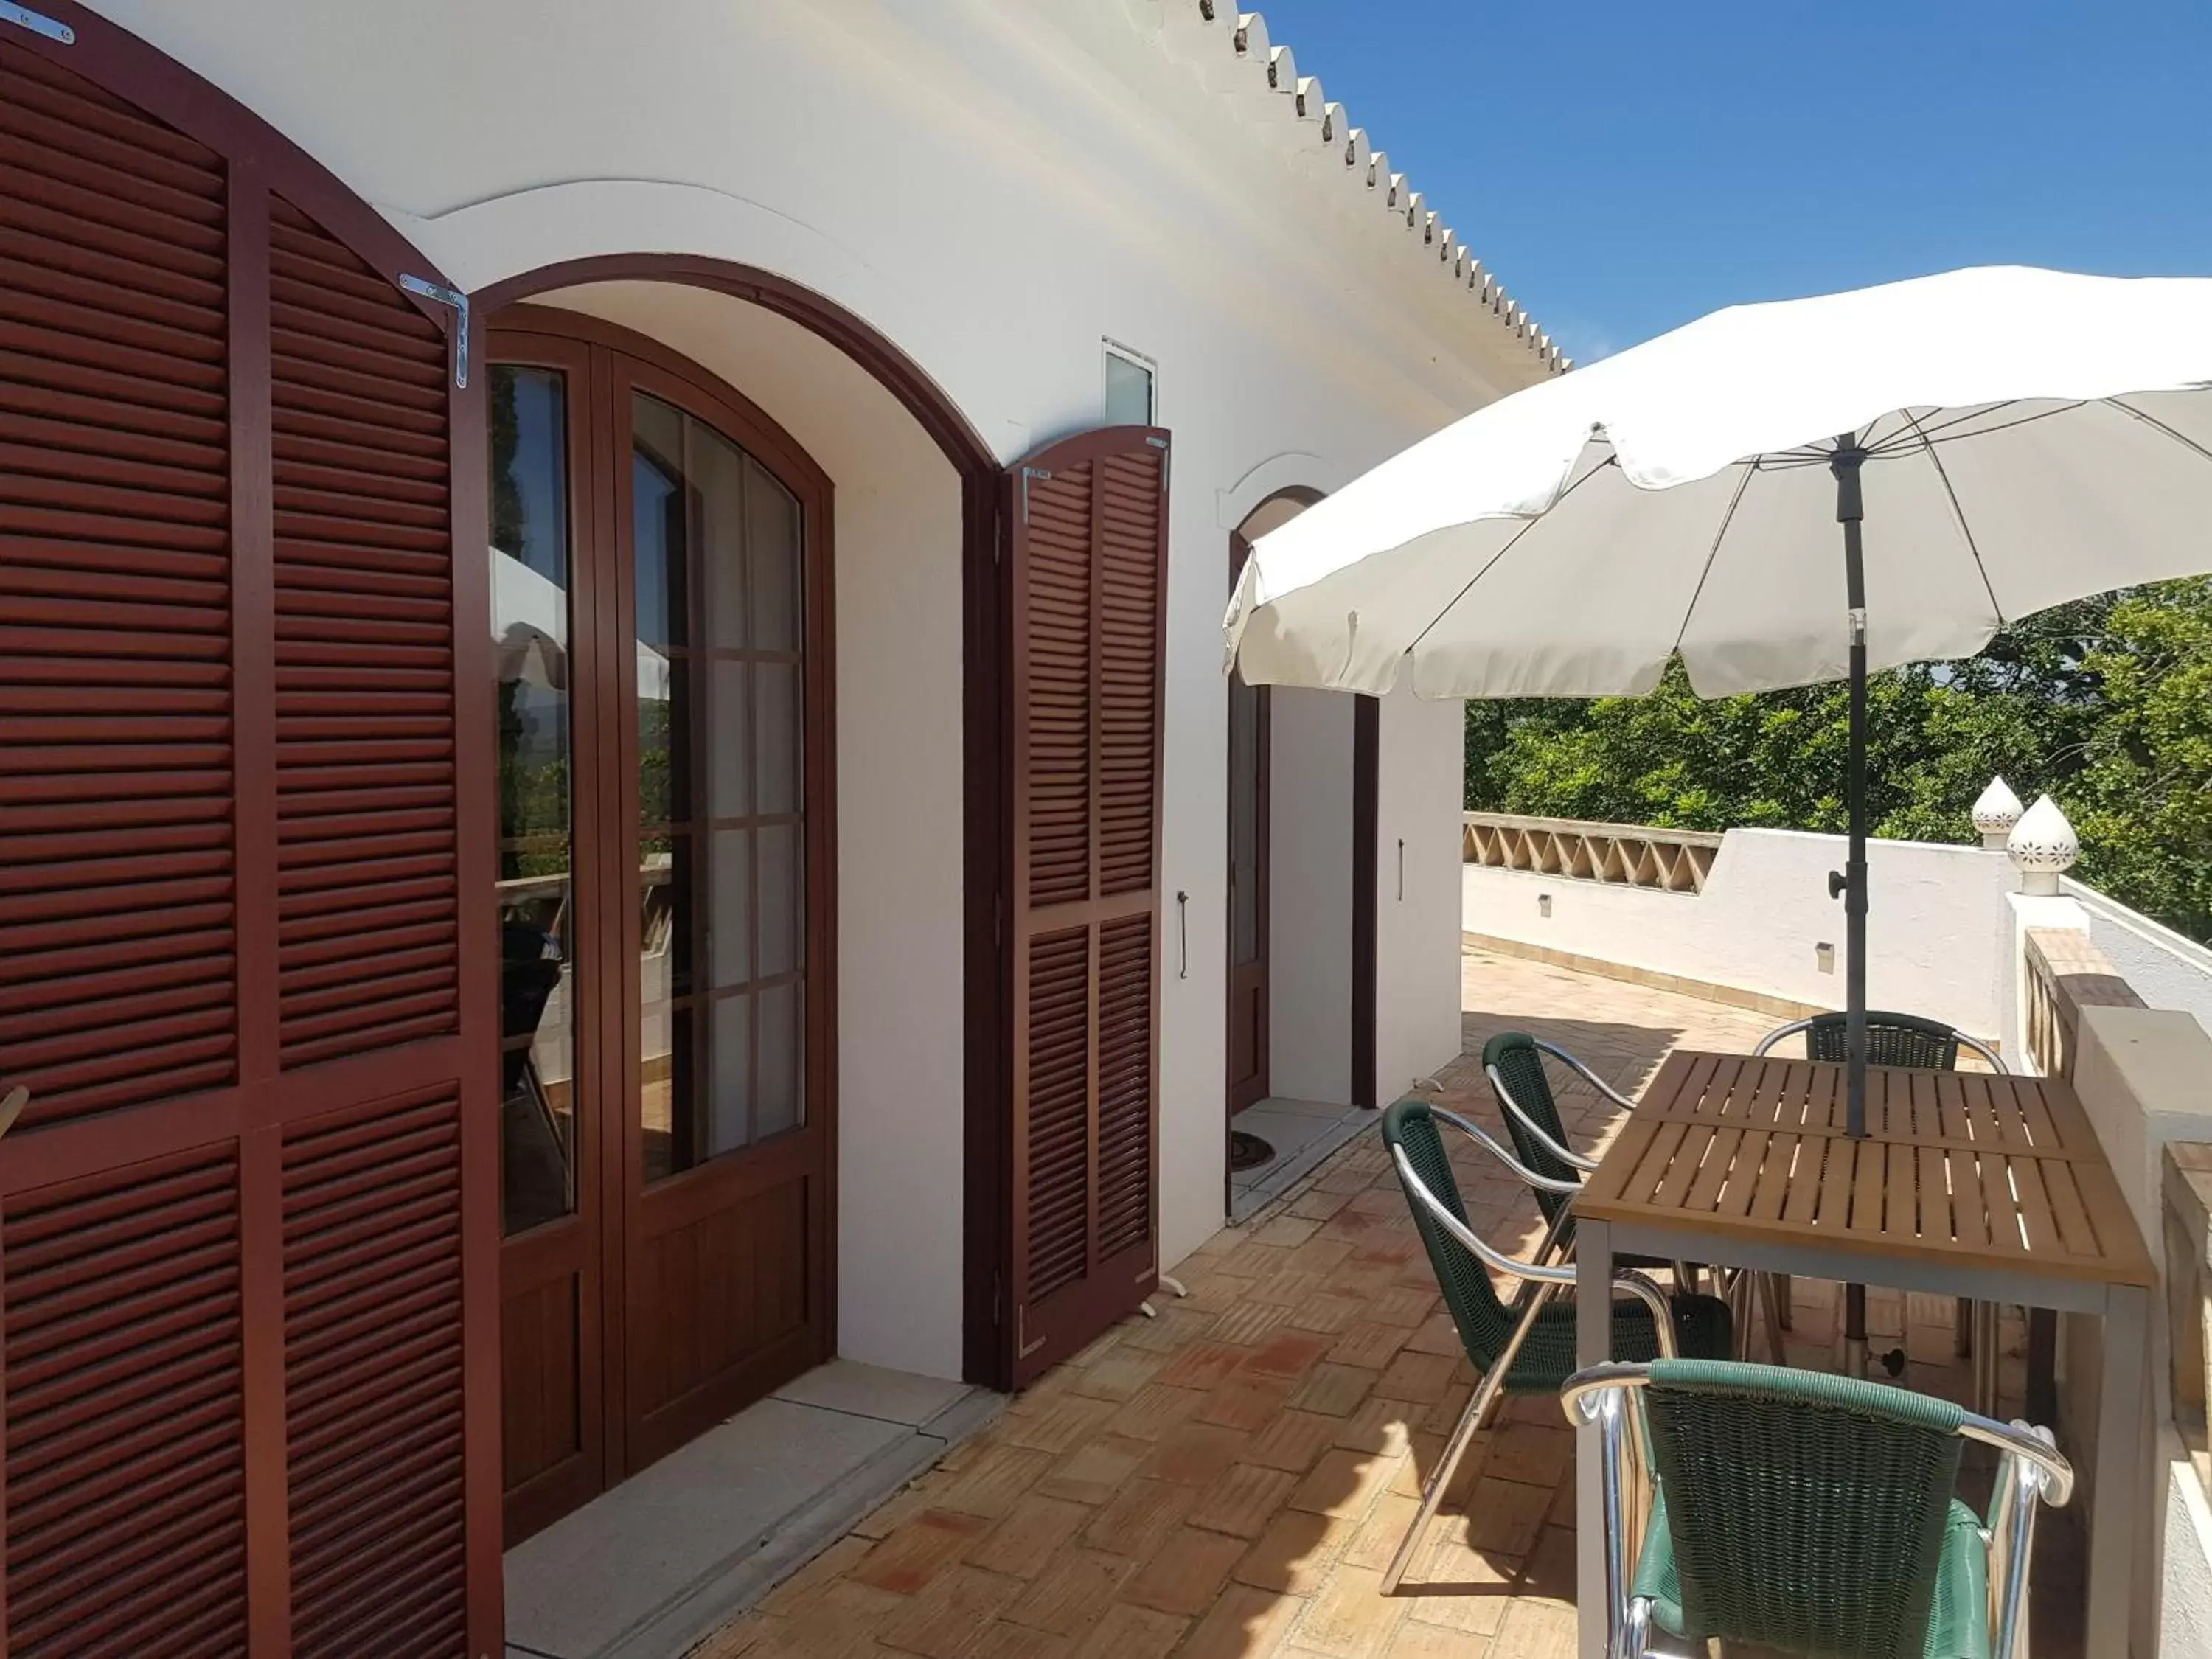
[1562,1360,2073,1659]
[1380,1116,1678,1596]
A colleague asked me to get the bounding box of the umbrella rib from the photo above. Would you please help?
[1670,462,1756,655]
[1404,454,1618,656]
[1901,408,2006,627]
[2106,394,2212,467]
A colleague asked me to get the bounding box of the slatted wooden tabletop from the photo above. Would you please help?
[1576,1051,2154,1288]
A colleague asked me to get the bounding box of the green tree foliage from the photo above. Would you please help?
[1464,582,2212,941]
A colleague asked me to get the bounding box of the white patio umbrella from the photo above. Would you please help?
[1227,265,2212,1149]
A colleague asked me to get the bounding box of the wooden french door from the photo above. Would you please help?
[491,312,834,1542]
[1005,426,1169,1388]
[1225,532,1271,1116]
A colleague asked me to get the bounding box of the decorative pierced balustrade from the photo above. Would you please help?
[1461,812,1722,894]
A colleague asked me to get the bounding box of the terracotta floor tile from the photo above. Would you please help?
[964,1623,1071,1659]
[1189,1463,1301,1539]
[1181,1582,1308,1659]
[1117,1526,1247,1616]
[1284,1236,1358,1273]
[1065,1349,1164,1403]
[1248,1268,1334,1308]
[1118,1306,1218,1353]
[1182,1272,1261,1315]
[1215,1239,1295,1279]
[1209,1299,1292,1347]
[878,1565,1025,1658]
[1068,1601,1186,1658]
[848,1509,992,1596]
[1337,1402,1425,1467]
[1001,1549,1139,1638]
[1339,1492,1420,1574]
[852,1472,955,1540]
[1279,1294,1368,1336]
[1486,1597,1576,1659]
[1232,1508,1357,1595]
[1288,1187,1356,1222]
[1329,1321,1413,1371]
[1374,1352,1457,1405]
[1242,1329,1336,1382]
[1382,1619,1484,1658]
[1079,1476,1194,1559]
[1155,1341,1251,1391]
[1288,1446,1404,1522]
[1242,1408,1344,1474]
[1037,1433,1153,1505]
[1464,1477,1553,1557]
[1137,1421,1248,1486]
[1253,1214,1323,1248]
[1517,1525,1577,1611]
[933,1446,1060,1520]
[998,1395,1119,1456]
[757,1533,874,1617]
[1102,1385,1208,1443]
[1198,1371,1298,1432]
[967,1494,1094,1579]
[1484,1422,1573,1490]
[1290,1363,1377,1418]
[1286,1563,1407,1659]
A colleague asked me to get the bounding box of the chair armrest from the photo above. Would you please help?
[1488,1061,1603,1173]
[1427,1105,1585,1195]
[1979,1419,2070,1659]
[1531,1038,1644,1117]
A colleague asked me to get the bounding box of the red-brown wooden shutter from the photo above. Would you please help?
[1006,427,1169,1387]
[0,11,495,1655]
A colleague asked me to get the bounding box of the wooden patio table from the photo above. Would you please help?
[1569,1048,2153,1659]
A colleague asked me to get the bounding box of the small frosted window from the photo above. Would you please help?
[1104,347,1155,426]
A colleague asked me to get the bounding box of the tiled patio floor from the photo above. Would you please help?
[698,944,2078,1659]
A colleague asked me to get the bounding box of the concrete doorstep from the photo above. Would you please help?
[504,1362,1004,1659]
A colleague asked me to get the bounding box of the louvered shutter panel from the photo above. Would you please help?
[1006,428,1169,1387]
[0,13,493,1655]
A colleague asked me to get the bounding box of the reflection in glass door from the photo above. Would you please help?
[492,365,578,1237]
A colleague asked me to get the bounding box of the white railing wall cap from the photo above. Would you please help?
[1973,776,2026,850]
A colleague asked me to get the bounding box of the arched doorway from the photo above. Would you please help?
[486,307,838,1537]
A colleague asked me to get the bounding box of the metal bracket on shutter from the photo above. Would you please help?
[0,1085,27,1141]
[1,4,74,44]
[1016,1304,1046,1360]
[1020,465,1053,518]
[398,273,470,389]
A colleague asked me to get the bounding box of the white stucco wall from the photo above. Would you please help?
[1375,687,1468,1102]
[91,0,1548,1366]
[1464,828,2016,1041]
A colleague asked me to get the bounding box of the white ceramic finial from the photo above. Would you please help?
[2006,794,2079,896]
[1972,776,2025,849]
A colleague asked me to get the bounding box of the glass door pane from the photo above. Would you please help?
[492,365,578,1237]
[633,392,808,1183]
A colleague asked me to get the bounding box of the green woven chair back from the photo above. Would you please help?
[1638,1358,1969,1659]
[1804,1011,1961,1071]
[1380,1096,1520,1370]
[1482,1032,1580,1232]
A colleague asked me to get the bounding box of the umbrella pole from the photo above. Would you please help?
[1831,438,1872,1372]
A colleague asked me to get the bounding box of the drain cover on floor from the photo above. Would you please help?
[1229,1130,1276,1172]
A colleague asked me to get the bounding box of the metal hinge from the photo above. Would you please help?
[398,274,470,389]
[1020,465,1053,518]
[1016,1304,1046,1360]
[1,4,72,44]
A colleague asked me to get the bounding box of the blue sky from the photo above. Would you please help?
[1249,1,2212,364]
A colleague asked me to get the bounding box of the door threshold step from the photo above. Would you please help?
[505,1362,1004,1659]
